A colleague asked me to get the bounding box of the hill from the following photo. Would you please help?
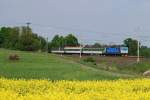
[0,49,137,80]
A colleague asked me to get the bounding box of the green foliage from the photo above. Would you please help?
[39,36,47,51]
[18,27,40,51]
[50,34,79,50]
[92,43,102,48]
[65,34,79,46]
[140,46,150,57]
[0,27,12,48]
[48,42,52,53]
[0,33,4,47]
[83,57,97,66]
[83,57,96,63]
[4,27,20,49]
[123,38,150,57]
[124,38,138,56]
[51,35,62,48]
[59,36,65,48]
[0,26,46,51]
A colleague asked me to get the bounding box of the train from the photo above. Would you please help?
[51,46,128,56]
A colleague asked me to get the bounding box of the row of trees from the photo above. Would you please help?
[0,26,150,57]
[49,34,79,50]
[0,26,79,51]
[0,26,47,51]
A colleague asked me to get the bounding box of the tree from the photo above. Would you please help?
[48,42,52,53]
[7,27,20,49]
[50,34,79,49]
[0,27,20,49]
[0,27,11,47]
[124,38,138,55]
[92,43,102,48]
[51,35,61,49]
[38,36,47,51]
[0,26,47,51]
[0,32,4,47]
[140,46,150,57]
[18,27,40,51]
[59,36,65,48]
[65,34,79,46]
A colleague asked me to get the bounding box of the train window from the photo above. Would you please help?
[83,48,104,51]
[64,49,81,51]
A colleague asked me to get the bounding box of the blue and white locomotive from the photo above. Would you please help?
[104,47,128,55]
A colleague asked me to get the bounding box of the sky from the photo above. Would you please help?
[0,0,150,46]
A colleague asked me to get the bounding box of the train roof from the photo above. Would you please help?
[64,46,83,49]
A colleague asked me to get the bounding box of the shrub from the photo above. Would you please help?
[83,57,96,63]
[9,54,19,61]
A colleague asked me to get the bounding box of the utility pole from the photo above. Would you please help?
[26,22,31,34]
[40,38,42,52]
[80,40,83,58]
[80,44,82,58]
[136,27,140,63]
[26,22,31,28]
[19,27,22,36]
[47,37,49,53]
[137,40,140,63]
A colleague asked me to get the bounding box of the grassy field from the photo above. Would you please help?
[1,49,150,99]
[62,55,150,75]
[0,49,136,80]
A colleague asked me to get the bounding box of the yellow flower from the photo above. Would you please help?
[0,78,150,100]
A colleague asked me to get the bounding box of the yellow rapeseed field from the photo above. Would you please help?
[0,78,150,100]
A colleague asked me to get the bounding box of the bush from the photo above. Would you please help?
[83,57,97,65]
[9,54,19,61]
[140,48,150,58]
[83,57,96,63]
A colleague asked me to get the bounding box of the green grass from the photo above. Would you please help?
[0,49,137,80]
[62,55,150,76]
[118,62,150,74]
